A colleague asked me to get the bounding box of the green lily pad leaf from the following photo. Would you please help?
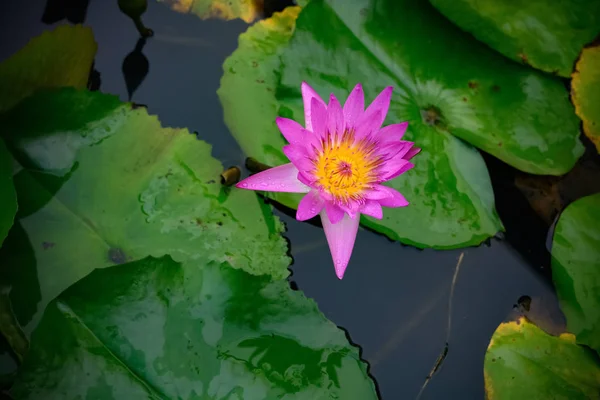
[218,5,508,248]
[0,88,290,334]
[11,255,378,399]
[0,24,97,114]
[551,193,600,355]
[429,0,600,78]
[572,44,600,153]
[484,317,600,399]
[158,0,261,23]
[0,138,17,246]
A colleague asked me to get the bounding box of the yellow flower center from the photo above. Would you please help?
[313,132,380,202]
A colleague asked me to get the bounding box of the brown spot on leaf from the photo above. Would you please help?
[251,61,258,67]
[42,242,55,250]
[468,81,478,89]
[256,79,265,84]
[518,52,528,63]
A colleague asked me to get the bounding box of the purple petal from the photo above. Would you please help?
[327,94,344,139]
[356,86,393,132]
[297,171,316,186]
[385,161,415,180]
[276,117,305,145]
[338,200,361,219]
[283,144,314,173]
[302,81,325,131]
[360,200,383,219]
[311,98,328,139]
[236,163,310,193]
[379,157,410,180]
[405,147,421,160]
[325,202,345,224]
[377,141,413,160]
[377,122,408,143]
[343,84,364,129]
[296,190,324,221]
[320,212,360,279]
[354,110,382,141]
[369,185,409,207]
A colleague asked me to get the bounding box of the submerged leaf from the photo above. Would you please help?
[484,317,600,399]
[0,139,17,246]
[11,256,378,399]
[0,24,97,113]
[158,0,262,23]
[551,193,600,355]
[429,0,600,78]
[572,44,600,153]
[0,88,290,334]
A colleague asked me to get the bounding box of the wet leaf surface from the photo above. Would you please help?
[0,24,97,113]
[218,4,503,249]
[0,139,17,246]
[0,88,290,334]
[11,255,378,399]
[429,0,600,78]
[221,0,582,248]
[551,193,600,355]
[484,317,600,400]
[158,0,262,23]
[572,44,600,153]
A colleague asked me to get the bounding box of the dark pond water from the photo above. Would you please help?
[1,1,585,398]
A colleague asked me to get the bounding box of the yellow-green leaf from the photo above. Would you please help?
[0,24,97,113]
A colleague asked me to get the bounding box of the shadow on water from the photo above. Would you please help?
[41,0,89,25]
[1,0,599,399]
[122,37,150,101]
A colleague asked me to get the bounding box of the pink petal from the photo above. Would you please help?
[386,161,415,180]
[276,117,305,145]
[296,190,324,221]
[236,163,310,193]
[320,211,360,279]
[301,81,326,131]
[378,141,413,160]
[343,84,364,129]
[283,144,314,173]
[405,147,421,160]
[338,200,361,219]
[360,200,383,219]
[297,171,316,186]
[325,202,345,224]
[327,94,344,140]
[377,122,408,143]
[356,86,393,132]
[373,185,409,207]
[354,110,382,141]
[379,157,410,180]
[311,98,328,139]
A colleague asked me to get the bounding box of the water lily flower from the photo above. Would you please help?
[236,82,420,279]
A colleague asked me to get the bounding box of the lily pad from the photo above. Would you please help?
[572,44,600,153]
[219,0,585,248]
[484,317,600,399]
[0,24,97,113]
[429,0,600,78]
[551,193,600,355]
[219,4,504,249]
[11,255,378,399]
[158,0,261,23]
[0,88,290,334]
[0,139,17,246]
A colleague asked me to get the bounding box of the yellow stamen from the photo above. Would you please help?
[313,132,380,203]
